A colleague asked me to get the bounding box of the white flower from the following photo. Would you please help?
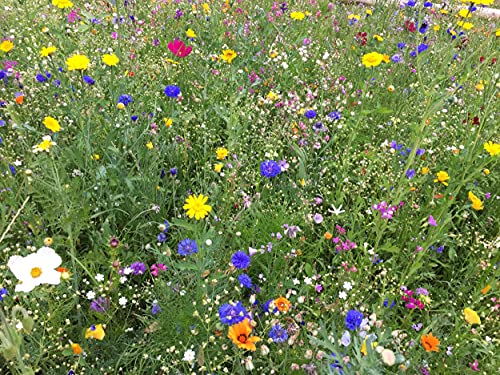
[304,277,312,285]
[182,349,196,362]
[343,282,352,291]
[95,273,104,282]
[119,276,127,284]
[339,291,347,300]
[86,291,96,300]
[7,246,62,292]
[292,278,300,286]
[118,297,127,306]
[328,204,345,216]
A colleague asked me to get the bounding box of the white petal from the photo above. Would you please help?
[37,247,62,268]
[15,280,37,293]
[41,270,61,286]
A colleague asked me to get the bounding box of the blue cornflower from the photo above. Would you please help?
[328,110,342,120]
[260,160,281,178]
[406,0,416,6]
[262,299,279,314]
[118,94,133,106]
[131,115,138,121]
[238,273,253,289]
[178,238,198,256]
[9,164,16,176]
[53,80,61,87]
[406,169,415,179]
[83,75,95,85]
[164,85,181,98]
[419,23,429,34]
[304,110,317,119]
[36,73,48,83]
[170,167,178,176]
[157,233,167,243]
[410,44,428,57]
[424,2,432,7]
[269,324,288,343]
[416,148,425,156]
[152,303,162,315]
[0,287,8,301]
[312,122,323,132]
[391,54,401,63]
[0,70,6,80]
[130,262,147,275]
[397,42,406,50]
[345,309,363,330]
[218,301,247,325]
[231,251,250,269]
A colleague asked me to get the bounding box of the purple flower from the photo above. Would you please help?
[328,111,342,120]
[219,301,247,325]
[90,297,110,313]
[157,232,167,242]
[0,287,8,301]
[238,273,253,289]
[118,94,133,106]
[313,213,323,224]
[406,169,415,179]
[178,238,198,256]
[269,324,288,343]
[345,309,363,330]
[231,251,250,269]
[164,85,181,98]
[304,110,317,119]
[83,75,95,85]
[152,302,162,315]
[428,215,437,227]
[340,330,351,346]
[130,262,147,275]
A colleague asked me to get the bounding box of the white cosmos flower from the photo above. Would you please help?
[7,247,62,292]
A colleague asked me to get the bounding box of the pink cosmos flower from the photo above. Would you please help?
[168,40,192,58]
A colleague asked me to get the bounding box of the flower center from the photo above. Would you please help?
[237,334,248,343]
[31,267,42,278]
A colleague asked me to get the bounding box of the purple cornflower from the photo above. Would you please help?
[231,251,250,269]
[328,111,342,120]
[90,297,110,313]
[345,309,363,330]
[130,262,147,275]
[219,301,247,325]
[406,169,416,179]
[178,238,198,256]
[269,323,288,343]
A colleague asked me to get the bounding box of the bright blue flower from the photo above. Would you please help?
[304,110,317,119]
[164,85,181,98]
[0,287,8,301]
[406,169,415,179]
[219,301,247,325]
[131,115,138,121]
[328,111,342,120]
[424,2,432,7]
[178,238,198,256]
[53,80,61,87]
[83,75,95,85]
[118,94,133,106]
[398,42,406,50]
[238,273,253,289]
[36,74,48,83]
[169,167,178,176]
[157,233,167,243]
[269,324,288,343]
[345,309,363,330]
[260,160,281,178]
[231,251,250,269]
[8,164,16,176]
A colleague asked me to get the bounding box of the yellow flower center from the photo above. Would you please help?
[31,267,42,278]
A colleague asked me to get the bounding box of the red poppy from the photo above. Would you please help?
[168,40,192,58]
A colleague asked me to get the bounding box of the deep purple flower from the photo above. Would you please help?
[170,167,178,176]
[304,110,317,119]
[90,297,110,313]
[36,74,48,83]
[130,262,147,275]
[231,251,250,269]
[157,232,167,242]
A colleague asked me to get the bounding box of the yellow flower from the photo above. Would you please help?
[475,81,484,91]
[52,0,73,8]
[66,54,90,71]
[460,0,493,5]
[361,338,378,356]
[220,49,237,64]
[290,11,305,20]
[382,54,390,63]
[496,28,500,37]
[366,9,373,16]
[421,167,430,175]
[267,91,279,101]
[163,118,173,127]
[468,191,484,210]
[216,147,229,160]
[146,142,154,150]
[433,25,440,32]
[85,324,105,340]
[458,8,472,18]
[43,116,61,132]
[387,85,395,93]
[117,102,125,110]
[214,163,223,173]
[434,171,449,186]
[183,194,212,220]
[0,40,14,53]
[440,9,449,14]
[483,169,490,175]
[33,136,56,153]
[269,51,278,59]
[463,308,481,325]
[348,14,360,22]
[40,46,57,57]
[91,154,100,161]
[361,52,384,68]
[373,35,384,42]
[42,27,49,33]
[202,3,210,14]
[186,29,196,39]
[457,21,473,30]
[102,53,119,66]
[483,141,500,156]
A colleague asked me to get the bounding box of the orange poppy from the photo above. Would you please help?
[15,95,24,104]
[227,319,260,351]
[274,296,291,313]
[421,332,440,352]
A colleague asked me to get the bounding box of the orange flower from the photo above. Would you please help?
[324,232,333,240]
[481,284,491,294]
[274,296,291,312]
[421,332,440,352]
[71,342,83,355]
[227,319,260,351]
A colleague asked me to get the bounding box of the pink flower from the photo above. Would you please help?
[168,40,192,58]
[428,215,437,226]
[469,359,479,372]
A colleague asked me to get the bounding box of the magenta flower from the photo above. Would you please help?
[168,40,192,58]
[428,215,437,227]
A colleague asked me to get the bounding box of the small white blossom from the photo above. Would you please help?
[339,291,347,300]
[95,273,104,282]
[86,291,96,300]
[182,349,196,362]
[119,297,128,306]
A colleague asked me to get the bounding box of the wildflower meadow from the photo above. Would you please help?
[1,0,499,374]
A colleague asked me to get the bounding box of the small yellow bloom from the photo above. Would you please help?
[44,237,54,246]
[267,91,279,101]
[183,194,212,220]
[91,154,100,161]
[475,82,484,91]
[434,171,449,186]
[220,49,237,64]
[468,191,484,210]
[186,29,196,39]
[496,28,500,37]
[361,52,384,68]
[163,118,173,127]
[421,167,430,175]
[483,169,490,175]
[214,163,223,173]
[373,35,384,42]
[117,102,125,110]
[216,147,229,160]
[102,53,119,66]
[458,8,472,18]
[42,27,49,33]
[440,9,449,14]
[269,51,278,59]
[202,3,210,14]
[299,178,305,186]
[146,142,154,150]
[40,46,57,57]
[483,141,500,156]
[0,40,14,53]
[361,339,378,356]
[387,85,395,93]
[457,21,473,30]
[366,9,373,16]
[290,11,305,20]
[43,116,61,132]
[52,0,73,8]
[463,308,481,325]
[85,324,105,340]
[433,25,440,32]
[348,14,360,22]
[33,136,56,153]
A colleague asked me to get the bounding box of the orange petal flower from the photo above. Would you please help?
[421,332,440,352]
[227,319,260,351]
[274,296,291,313]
